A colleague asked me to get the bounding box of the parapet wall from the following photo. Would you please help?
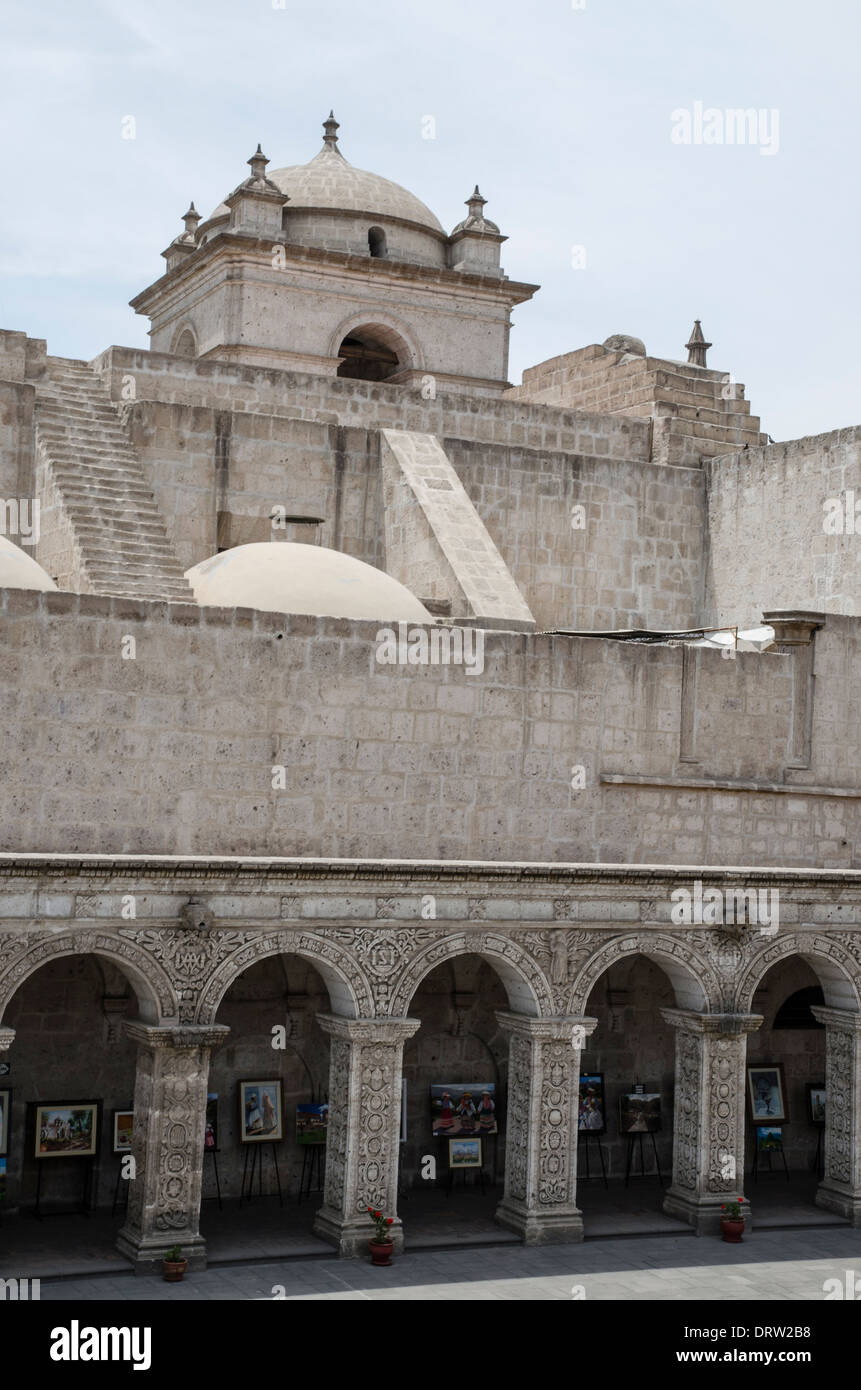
[1,587,857,868]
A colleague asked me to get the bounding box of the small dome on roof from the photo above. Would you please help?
[185,542,433,622]
[208,114,443,234]
[0,536,57,592]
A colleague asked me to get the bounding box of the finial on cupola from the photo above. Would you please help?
[182,202,200,237]
[323,110,340,149]
[466,185,488,220]
[686,319,712,367]
[247,144,269,180]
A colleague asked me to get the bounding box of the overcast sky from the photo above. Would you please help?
[1,0,858,442]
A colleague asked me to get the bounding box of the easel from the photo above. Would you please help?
[446,1160,486,1197]
[239,1143,283,1207]
[752,1139,790,1182]
[203,1147,222,1210]
[578,1131,608,1188]
[111,1161,131,1218]
[33,1158,95,1220]
[297,1145,325,1203]
[624,1131,664,1187]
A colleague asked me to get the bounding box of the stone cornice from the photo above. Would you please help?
[123,1021,230,1050]
[495,1010,599,1039]
[131,231,539,314]
[661,1008,764,1036]
[315,1014,420,1042]
[811,1005,861,1033]
[0,852,859,893]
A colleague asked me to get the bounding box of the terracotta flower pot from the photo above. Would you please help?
[369,1239,394,1267]
[162,1258,188,1282]
[720,1217,744,1243]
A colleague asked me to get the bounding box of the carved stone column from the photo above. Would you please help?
[0,1027,15,1052]
[661,1009,762,1234]
[495,1012,597,1244]
[313,1015,420,1257]
[117,1022,229,1274]
[811,1006,861,1226]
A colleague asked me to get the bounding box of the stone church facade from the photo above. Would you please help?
[0,115,858,1271]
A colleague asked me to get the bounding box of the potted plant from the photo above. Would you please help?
[162,1245,188,1281]
[367,1206,395,1265]
[719,1197,746,1243]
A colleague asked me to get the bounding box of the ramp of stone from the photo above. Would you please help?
[381,428,535,630]
[35,358,192,601]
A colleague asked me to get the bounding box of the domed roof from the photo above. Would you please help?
[185,542,433,622]
[0,536,57,592]
[208,115,444,234]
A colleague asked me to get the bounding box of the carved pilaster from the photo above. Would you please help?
[117,1022,229,1274]
[312,1015,420,1257]
[811,1006,861,1226]
[661,1009,762,1234]
[494,1012,597,1244]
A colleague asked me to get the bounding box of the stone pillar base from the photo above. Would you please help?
[312,1206,405,1258]
[815,1183,861,1227]
[116,1227,208,1276]
[495,1199,584,1245]
[663,1187,755,1235]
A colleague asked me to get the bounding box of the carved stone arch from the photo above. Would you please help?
[388,932,554,1019]
[171,322,198,358]
[196,931,373,1024]
[0,931,175,1025]
[568,933,719,1014]
[736,932,861,1014]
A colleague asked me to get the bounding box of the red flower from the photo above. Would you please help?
[386,1217,393,1225]
[367,1206,373,1213]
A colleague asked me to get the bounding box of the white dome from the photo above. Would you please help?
[185,543,433,622]
[0,536,57,592]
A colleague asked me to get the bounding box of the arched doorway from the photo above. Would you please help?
[335,322,410,382]
[200,953,335,1257]
[577,953,685,1235]
[0,953,145,1275]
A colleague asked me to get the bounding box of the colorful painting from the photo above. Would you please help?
[431,1083,497,1136]
[205,1093,219,1151]
[112,1110,134,1153]
[296,1102,329,1145]
[35,1102,99,1158]
[578,1075,605,1134]
[806,1083,826,1126]
[0,1089,10,1156]
[756,1125,784,1151]
[449,1138,482,1169]
[747,1065,788,1123]
[238,1080,283,1143]
[619,1092,661,1134]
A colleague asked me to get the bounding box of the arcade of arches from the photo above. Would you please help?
[1,871,860,1272]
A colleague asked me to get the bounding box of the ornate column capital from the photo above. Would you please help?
[315,1014,420,1045]
[0,1026,15,1052]
[811,1005,861,1034]
[495,1011,599,1043]
[661,1008,763,1037]
[123,1021,231,1051]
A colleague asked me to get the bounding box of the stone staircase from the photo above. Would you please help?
[35,359,192,601]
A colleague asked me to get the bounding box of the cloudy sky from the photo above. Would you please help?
[1,0,858,441]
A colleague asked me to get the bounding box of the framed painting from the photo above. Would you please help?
[806,1083,826,1126]
[205,1093,219,1152]
[578,1075,606,1135]
[0,1088,10,1156]
[619,1092,661,1134]
[449,1138,482,1169]
[756,1125,784,1152]
[747,1064,788,1124]
[34,1101,99,1158]
[238,1080,283,1143]
[430,1083,497,1137]
[112,1109,134,1154]
[296,1102,329,1145]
